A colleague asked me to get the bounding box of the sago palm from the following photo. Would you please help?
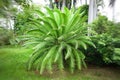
[22,7,95,74]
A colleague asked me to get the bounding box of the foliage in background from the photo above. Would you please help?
[86,15,120,65]
[113,48,120,65]
[91,15,109,34]
[86,34,114,65]
[0,27,13,46]
[20,7,95,74]
[107,22,120,39]
[0,0,32,17]
[14,5,39,35]
[91,15,120,38]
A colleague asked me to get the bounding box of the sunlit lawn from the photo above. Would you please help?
[0,46,120,80]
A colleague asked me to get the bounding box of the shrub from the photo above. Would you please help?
[21,7,95,74]
[0,27,13,46]
[86,34,114,65]
[14,5,39,35]
[88,15,120,65]
[91,15,109,34]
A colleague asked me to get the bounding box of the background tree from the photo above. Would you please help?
[0,0,32,29]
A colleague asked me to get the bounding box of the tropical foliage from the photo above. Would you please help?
[20,7,95,74]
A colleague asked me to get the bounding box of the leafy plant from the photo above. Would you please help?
[0,27,13,46]
[89,15,120,65]
[14,5,39,35]
[91,15,109,34]
[86,34,114,65]
[22,7,95,74]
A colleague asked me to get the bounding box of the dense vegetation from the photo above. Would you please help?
[0,1,120,79]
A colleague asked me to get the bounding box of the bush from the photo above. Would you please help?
[85,34,114,65]
[14,5,39,35]
[0,27,13,46]
[92,15,120,39]
[87,15,120,66]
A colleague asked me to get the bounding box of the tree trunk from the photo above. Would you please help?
[49,0,53,8]
[88,0,97,36]
[112,4,115,21]
[58,1,61,9]
[85,0,87,4]
[62,0,66,10]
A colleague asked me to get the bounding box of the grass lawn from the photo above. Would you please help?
[0,47,120,80]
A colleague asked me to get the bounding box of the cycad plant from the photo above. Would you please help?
[23,7,95,74]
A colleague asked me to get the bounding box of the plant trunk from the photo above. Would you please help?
[112,5,115,21]
[49,0,53,8]
[62,0,66,10]
[71,0,74,8]
[88,0,97,36]
[85,0,87,4]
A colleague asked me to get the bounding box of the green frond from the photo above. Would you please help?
[27,48,47,70]
[35,10,45,17]
[58,52,64,71]
[63,7,70,15]
[83,40,96,48]
[79,51,85,60]
[79,41,87,50]
[53,11,60,27]
[65,44,72,60]
[47,57,53,73]
[40,45,57,74]
[54,43,64,62]
[61,13,68,25]
[45,7,54,18]
[32,42,47,51]
[82,59,87,68]
[73,49,81,70]
[23,41,39,48]
[46,17,58,29]
[70,53,75,74]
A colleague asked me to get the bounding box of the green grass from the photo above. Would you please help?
[0,47,120,80]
